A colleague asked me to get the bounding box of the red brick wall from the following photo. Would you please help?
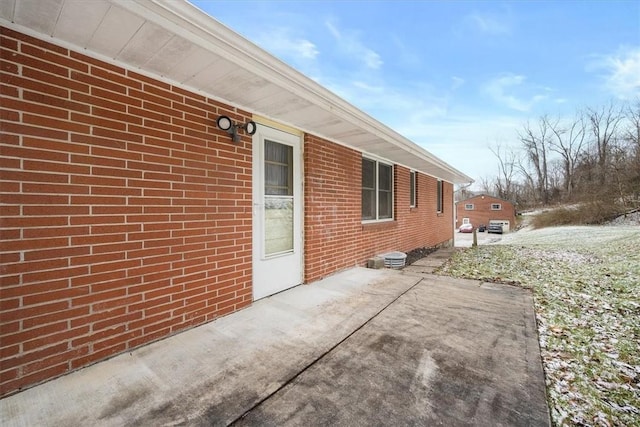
[0,27,253,396]
[304,135,454,282]
[0,25,458,397]
[455,195,516,229]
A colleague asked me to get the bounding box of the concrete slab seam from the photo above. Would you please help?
[226,276,425,426]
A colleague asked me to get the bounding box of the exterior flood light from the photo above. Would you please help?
[216,115,257,143]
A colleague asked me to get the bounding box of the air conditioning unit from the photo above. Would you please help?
[382,251,407,269]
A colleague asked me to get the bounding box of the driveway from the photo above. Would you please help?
[1,249,549,426]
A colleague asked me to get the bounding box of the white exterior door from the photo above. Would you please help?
[252,125,303,300]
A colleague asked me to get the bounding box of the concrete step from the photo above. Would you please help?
[402,247,455,276]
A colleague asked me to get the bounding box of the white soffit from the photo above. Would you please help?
[1,0,473,184]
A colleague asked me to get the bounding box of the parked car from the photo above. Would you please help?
[478,224,486,232]
[459,223,473,233]
[487,224,503,234]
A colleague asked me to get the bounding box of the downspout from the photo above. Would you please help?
[451,193,456,248]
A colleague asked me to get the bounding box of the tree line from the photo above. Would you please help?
[468,100,640,213]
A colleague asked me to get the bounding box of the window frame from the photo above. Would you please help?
[409,171,417,208]
[436,180,444,213]
[361,156,394,223]
[491,203,502,210]
[464,203,474,210]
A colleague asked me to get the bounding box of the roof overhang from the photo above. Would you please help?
[1,0,473,184]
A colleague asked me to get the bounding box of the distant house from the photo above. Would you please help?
[0,0,471,396]
[456,195,516,232]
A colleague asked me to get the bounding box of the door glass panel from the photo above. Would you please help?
[265,140,292,196]
[264,140,294,256]
[264,197,293,255]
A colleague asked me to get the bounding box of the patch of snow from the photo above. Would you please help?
[607,210,640,226]
[497,225,640,247]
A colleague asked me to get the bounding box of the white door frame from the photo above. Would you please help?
[252,124,303,300]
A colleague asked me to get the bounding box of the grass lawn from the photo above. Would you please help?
[438,226,640,426]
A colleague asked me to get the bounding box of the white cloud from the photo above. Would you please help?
[256,28,319,61]
[362,50,383,69]
[483,74,548,112]
[590,47,640,99]
[390,35,421,67]
[318,69,524,184]
[325,20,383,70]
[326,78,446,121]
[297,40,320,59]
[451,76,465,90]
[326,20,341,39]
[352,81,384,93]
[464,12,512,35]
[396,113,524,182]
[402,105,449,125]
[398,113,520,147]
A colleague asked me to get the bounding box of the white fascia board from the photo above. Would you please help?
[4,0,471,184]
[124,1,472,184]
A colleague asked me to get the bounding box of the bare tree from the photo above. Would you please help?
[547,159,564,202]
[586,103,624,185]
[623,100,640,163]
[454,182,474,202]
[621,101,640,205]
[478,176,494,195]
[489,142,518,201]
[546,114,586,200]
[515,154,539,208]
[486,100,638,212]
[518,117,552,204]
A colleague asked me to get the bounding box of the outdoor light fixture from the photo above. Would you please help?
[216,115,257,143]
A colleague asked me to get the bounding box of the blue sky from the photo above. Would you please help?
[191,1,640,186]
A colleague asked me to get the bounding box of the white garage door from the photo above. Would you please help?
[489,220,510,232]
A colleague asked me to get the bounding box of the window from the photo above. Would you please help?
[362,157,393,221]
[464,203,474,210]
[264,140,294,255]
[436,180,443,213]
[462,217,470,224]
[491,203,502,210]
[409,171,417,207]
[265,140,292,196]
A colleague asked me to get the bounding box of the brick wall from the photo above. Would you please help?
[304,135,454,282]
[1,25,458,397]
[455,195,516,229]
[0,27,253,396]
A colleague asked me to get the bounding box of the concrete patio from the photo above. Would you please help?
[0,249,550,426]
